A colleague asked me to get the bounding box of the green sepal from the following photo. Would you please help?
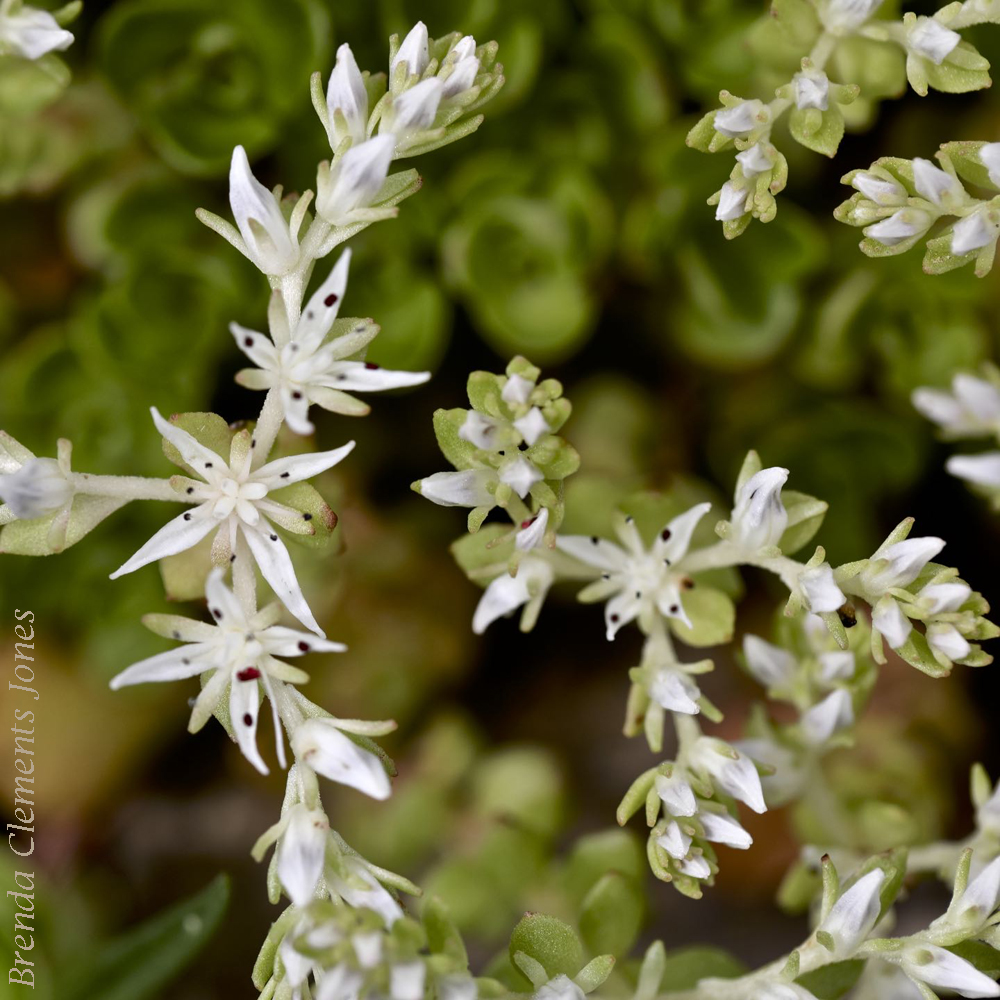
[450,524,512,579]
[529,438,580,480]
[788,104,846,158]
[917,42,991,96]
[922,231,978,276]
[686,110,726,153]
[939,141,1000,192]
[575,955,616,993]
[433,408,480,471]
[668,587,735,648]
[616,767,658,826]
[780,491,828,554]
[268,482,338,549]
[467,370,505,416]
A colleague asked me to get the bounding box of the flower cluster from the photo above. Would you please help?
[686,0,998,237]
[914,366,1000,505]
[835,143,1000,276]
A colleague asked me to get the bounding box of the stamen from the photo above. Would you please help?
[183,512,192,521]
[237,667,261,681]
[324,293,338,307]
[243,713,253,726]
[661,528,672,541]
[212,608,223,619]
[269,534,278,541]
[186,487,194,494]
[244,336,253,347]
[303,513,312,521]
[364,362,380,370]
[297,641,310,652]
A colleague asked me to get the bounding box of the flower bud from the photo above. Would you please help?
[0,457,72,519]
[730,467,789,551]
[818,868,885,957]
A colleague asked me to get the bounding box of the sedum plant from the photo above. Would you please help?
[685,0,999,238]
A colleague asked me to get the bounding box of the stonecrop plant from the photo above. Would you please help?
[6,5,1000,1000]
[686,0,1000,238]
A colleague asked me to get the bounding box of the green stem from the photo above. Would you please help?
[71,473,181,502]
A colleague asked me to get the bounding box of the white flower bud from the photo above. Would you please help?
[818,650,855,682]
[699,810,753,849]
[864,208,933,247]
[229,146,299,276]
[655,772,698,817]
[690,737,766,813]
[867,536,945,592]
[515,507,549,551]
[801,688,853,745]
[917,581,971,614]
[743,634,796,688]
[649,669,701,714]
[391,960,426,1000]
[818,868,885,957]
[0,3,73,59]
[502,373,535,404]
[326,43,368,145]
[441,35,480,98]
[0,457,72,519]
[513,407,550,446]
[714,100,766,138]
[316,134,395,225]
[472,557,552,635]
[458,411,502,450]
[391,21,429,77]
[499,455,543,498]
[329,856,402,926]
[912,158,962,206]
[822,0,884,33]
[799,564,846,614]
[952,210,999,256]
[657,819,692,859]
[383,78,443,136]
[679,854,712,879]
[872,596,912,650]
[731,467,789,551]
[276,805,328,906]
[794,69,830,110]
[291,720,391,800]
[737,144,775,177]
[317,965,365,1000]
[980,143,1000,188]
[902,943,1000,998]
[927,622,971,661]
[948,452,1000,487]
[716,181,750,222]
[536,975,587,1000]
[852,172,907,206]
[417,469,496,507]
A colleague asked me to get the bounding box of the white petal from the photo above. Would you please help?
[981,143,1000,188]
[903,944,1000,998]
[743,634,796,688]
[458,411,501,450]
[853,171,906,206]
[501,373,534,404]
[958,855,1000,922]
[320,362,431,393]
[799,565,846,613]
[327,43,368,144]
[317,135,395,225]
[655,773,698,817]
[912,157,961,205]
[714,100,764,138]
[794,69,829,110]
[679,855,711,879]
[864,208,932,246]
[384,77,443,133]
[231,674,269,775]
[498,455,543,498]
[917,581,971,614]
[277,805,328,906]
[109,508,216,579]
[556,534,627,572]
[693,738,767,813]
[649,669,701,714]
[715,181,750,222]
[231,323,280,371]
[205,566,246,626]
[0,457,72,519]
[948,452,1000,487]
[513,407,550,446]
[700,810,753,849]
[954,374,1000,423]
[605,588,642,640]
[818,650,856,682]
[296,248,352,348]
[418,469,496,507]
[656,820,692,859]
[820,869,885,957]
[737,144,775,177]
[801,689,854,745]
[871,536,945,590]
[255,442,355,488]
[927,623,971,661]
[0,6,73,59]
[657,501,713,563]
[731,468,789,550]
[872,596,912,650]
[260,626,346,657]
[292,719,391,799]
[330,857,402,926]
[472,571,531,634]
[441,50,479,98]
[391,21,429,76]
[317,965,365,1000]
[390,960,426,1000]
[912,387,965,429]
[953,211,999,256]
[109,646,212,690]
[515,507,549,551]
[243,526,325,636]
[150,406,227,475]
[908,18,961,64]
[229,145,297,275]
[352,931,383,969]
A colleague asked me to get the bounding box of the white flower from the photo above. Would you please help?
[557,503,712,639]
[657,820,692,859]
[656,772,698,817]
[315,134,396,226]
[901,943,1000,998]
[329,855,402,926]
[801,688,854,745]
[716,182,750,222]
[945,855,1000,927]
[0,0,72,59]
[391,21,429,78]
[865,536,944,593]
[907,17,961,65]
[980,143,1000,188]
[819,868,885,957]
[916,581,971,614]
[927,622,971,661]
[737,144,775,177]
[228,146,299,276]
[743,634,796,688]
[864,208,933,246]
[459,411,500,449]
[799,564,847,614]
[714,100,766,138]
[382,78,443,138]
[913,372,1000,436]
[277,804,329,906]
[0,457,72,519]
[502,373,535,405]
[417,469,496,507]
[326,43,368,145]
[689,737,767,813]
[872,595,912,649]
[109,568,346,773]
[110,409,352,635]
[794,69,830,111]
[679,854,712,879]
[391,961,426,1000]
[649,668,702,714]
[699,809,753,849]
[535,975,586,1000]
[234,249,429,434]
[912,158,963,206]
[819,650,856,682]
[499,455,544,498]
[514,407,550,446]
[292,719,391,799]
[472,556,553,634]
[821,0,884,33]
[731,467,789,550]
[952,210,1000,256]
[516,507,549,551]
[852,172,907,206]
[441,35,480,98]
[947,452,1000,487]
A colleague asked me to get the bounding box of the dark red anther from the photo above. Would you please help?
[364,362,380,370]
[243,713,253,726]
[237,667,261,681]
[324,293,338,307]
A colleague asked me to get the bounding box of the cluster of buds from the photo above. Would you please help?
[687,0,997,237]
[836,144,1000,276]
[914,366,1000,504]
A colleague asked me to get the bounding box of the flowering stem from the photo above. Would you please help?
[680,540,806,592]
[71,473,181,502]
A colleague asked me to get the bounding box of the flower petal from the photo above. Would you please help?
[292,719,391,799]
[243,526,325,636]
[109,507,216,579]
[254,442,356,488]
[109,646,212,689]
[277,805,328,906]
[230,674,269,775]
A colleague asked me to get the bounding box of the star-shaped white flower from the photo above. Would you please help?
[556,503,712,640]
[232,249,430,434]
[110,407,354,635]
[109,568,346,774]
